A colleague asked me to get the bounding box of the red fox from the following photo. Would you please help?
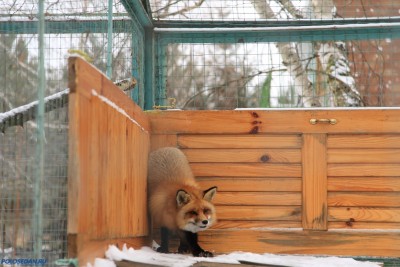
[148,147,217,257]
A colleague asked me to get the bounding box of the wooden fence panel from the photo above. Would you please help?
[147,110,400,257]
[68,57,150,265]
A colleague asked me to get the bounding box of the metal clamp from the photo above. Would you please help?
[309,118,337,125]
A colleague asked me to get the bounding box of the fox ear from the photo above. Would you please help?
[176,190,191,206]
[203,186,217,202]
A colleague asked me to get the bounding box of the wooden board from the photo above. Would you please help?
[68,57,150,265]
[182,148,301,163]
[302,134,327,230]
[329,207,400,223]
[327,134,400,148]
[191,163,301,177]
[328,177,400,192]
[147,109,400,134]
[178,135,302,148]
[198,178,302,192]
[198,229,400,257]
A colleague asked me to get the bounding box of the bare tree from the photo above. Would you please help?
[311,0,363,106]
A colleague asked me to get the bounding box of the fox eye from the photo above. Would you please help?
[188,210,198,216]
[203,208,210,214]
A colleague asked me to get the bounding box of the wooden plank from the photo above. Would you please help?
[212,220,302,229]
[329,221,400,229]
[328,164,400,177]
[328,192,400,207]
[68,56,151,265]
[329,207,400,223]
[198,229,400,257]
[178,135,302,149]
[150,134,177,152]
[147,109,400,135]
[191,163,301,177]
[302,134,328,230]
[328,149,400,163]
[217,206,301,221]
[198,178,302,192]
[214,192,301,206]
[327,134,400,148]
[183,149,301,163]
[69,57,149,131]
[328,177,400,192]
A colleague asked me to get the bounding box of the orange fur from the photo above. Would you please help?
[148,147,217,232]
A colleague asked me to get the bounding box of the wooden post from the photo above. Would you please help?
[302,133,328,230]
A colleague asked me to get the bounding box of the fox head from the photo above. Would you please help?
[175,186,217,233]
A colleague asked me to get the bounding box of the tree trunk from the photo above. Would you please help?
[312,0,364,106]
[250,0,321,107]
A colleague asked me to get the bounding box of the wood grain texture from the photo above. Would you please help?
[178,135,302,148]
[198,229,400,257]
[150,134,177,152]
[212,220,302,229]
[328,134,400,148]
[328,149,400,163]
[328,177,400,192]
[329,221,400,230]
[302,134,327,230]
[198,178,302,192]
[328,192,400,207]
[217,206,301,221]
[329,207,400,223]
[191,163,301,177]
[214,192,301,206]
[182,148,301,163]
[68,57,150,265]
[147,109,400,135]
[328,164,400,177]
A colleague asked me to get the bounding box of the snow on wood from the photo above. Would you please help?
[90,244,381,267]
[91,89,148,133]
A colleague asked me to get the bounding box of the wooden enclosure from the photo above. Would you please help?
[68,57,150,264]
[68,57,400,265]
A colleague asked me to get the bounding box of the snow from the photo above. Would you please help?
[91,89,148,133]
[0,88,69,124]
[89,244,381,267]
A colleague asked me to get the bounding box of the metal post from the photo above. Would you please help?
[34,0,46,259]
[106,0,113,78]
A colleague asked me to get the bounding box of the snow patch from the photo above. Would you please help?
[91,90,148,133]
[0,88,69,124]
[90,244,381,267]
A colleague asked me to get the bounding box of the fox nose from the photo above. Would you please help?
[202,220,208,225]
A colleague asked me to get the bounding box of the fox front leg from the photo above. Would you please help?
[178,230,213,257]
[157,227,170,253]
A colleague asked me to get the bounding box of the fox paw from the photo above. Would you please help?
[193,250,213,257]
[156,247,170,254]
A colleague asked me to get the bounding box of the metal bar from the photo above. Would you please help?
[155,23,400,44]
[0,19,133,34]
[33,0,45,260]
[121,0,153,28]
[144,28,155,110]
[153,17,400,28]
[106,0,113,78]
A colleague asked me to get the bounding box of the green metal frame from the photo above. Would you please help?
[2,0,400,109]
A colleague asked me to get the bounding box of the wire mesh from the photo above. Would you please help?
[0,106,68,266]
[150,0,400,21]
[162,33,400,109]
[0,0,140,265]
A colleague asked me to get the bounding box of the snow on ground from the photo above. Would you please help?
[88,244,381,267]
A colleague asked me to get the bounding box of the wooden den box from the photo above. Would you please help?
[67,57,400,265]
